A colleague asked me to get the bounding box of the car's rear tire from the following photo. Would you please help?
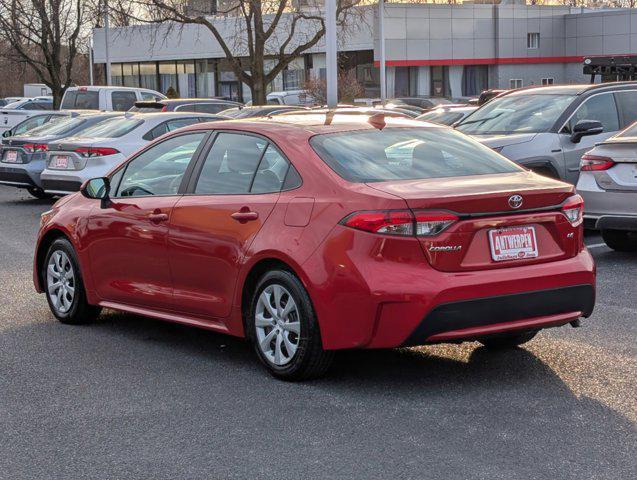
[247,270,334,381]
[601,229,637,252]
[43,238,101,325]
[27,187,53,200]
[478,330,538,350]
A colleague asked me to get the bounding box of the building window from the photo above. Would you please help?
[510,79,523,89]
[527,33,540,50]
[542,78,554,86]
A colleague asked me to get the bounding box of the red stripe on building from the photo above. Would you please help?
[373,56,585,67]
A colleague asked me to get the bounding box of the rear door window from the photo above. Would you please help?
[111,91,138,111]
[194,133,267,194]
[567,93,619,133]
[614,90,637,128]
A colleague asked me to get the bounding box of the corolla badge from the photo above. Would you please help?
[508,194,523,209]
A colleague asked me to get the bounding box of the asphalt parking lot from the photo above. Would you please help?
[0,184,635,480]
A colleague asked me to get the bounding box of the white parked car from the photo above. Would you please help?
[40,112,225,195]
[60,86,166,112]
[266,90,315,106]
[0,97,55,134]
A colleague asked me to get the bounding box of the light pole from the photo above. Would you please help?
[103,0,112,85]
[325,0,337,108]
[379,0,386,105]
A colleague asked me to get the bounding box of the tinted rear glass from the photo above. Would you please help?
[16,116,83,137]
[61,90,99,110]
[77,117,142,138]
[310,127,521,183]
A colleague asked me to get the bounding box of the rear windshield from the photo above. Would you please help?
[310,127,522,183]
[417,111,465,126]
[78,117,142,138]
[18,117,86,137]
[615,121,637,138]
[61,90,100,110]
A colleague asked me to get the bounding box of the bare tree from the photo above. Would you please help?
[116,0,363,104]
[0,0,91,107]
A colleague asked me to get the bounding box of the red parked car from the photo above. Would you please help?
[34,113,595,380]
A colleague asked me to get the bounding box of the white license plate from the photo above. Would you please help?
[52,155,69,169]
[4,150,18,163]
[488,226,538,262]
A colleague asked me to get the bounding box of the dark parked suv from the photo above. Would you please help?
[456,82,637,184]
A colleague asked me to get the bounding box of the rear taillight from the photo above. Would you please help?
[341,210,458,237]
[561,194,584,226]
[414,211,459,236]
[580,154,615,171]
[23,143,48,152]
[342,210,414,236]
[75,147,120,158]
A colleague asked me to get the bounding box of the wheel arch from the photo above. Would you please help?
[35,228,73,292]
[238,254,314,334]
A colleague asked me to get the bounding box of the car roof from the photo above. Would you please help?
[506,81,637,97]
[189,113,437,141]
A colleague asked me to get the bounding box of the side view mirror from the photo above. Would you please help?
[570,119,603,144]
[2,129,12,138]
[80,177,110,208]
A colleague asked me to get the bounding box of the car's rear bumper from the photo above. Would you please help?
[303,229,596,350]
[0,159,45,189]
[41,153,125,194]
[402,284,593,345]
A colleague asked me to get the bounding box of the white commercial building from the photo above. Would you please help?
[91,2,637,102]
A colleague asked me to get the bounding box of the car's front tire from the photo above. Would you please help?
[478,330,538,350]
[247,270,334,381]
[43,238,101,324]
[601,229,637,252]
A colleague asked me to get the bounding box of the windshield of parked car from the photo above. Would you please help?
[310,127,522,183]
[77,117,142,138]
[456,94,575,135]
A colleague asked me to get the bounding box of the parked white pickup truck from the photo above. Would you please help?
[60,86,166,111]
[0,97,54,134]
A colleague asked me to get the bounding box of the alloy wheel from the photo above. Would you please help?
[254,284,301,366]
[46,250,75,314]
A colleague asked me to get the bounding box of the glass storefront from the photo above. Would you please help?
[100,52,381,101]
[122,63,139,87]
[196,59,215,98]
[140,62,158,91]
[159,61,178,97]
[177,61,196,98]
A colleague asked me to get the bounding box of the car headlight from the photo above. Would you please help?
[40,209,54,227]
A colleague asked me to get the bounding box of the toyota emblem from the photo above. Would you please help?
[508,194,523,209]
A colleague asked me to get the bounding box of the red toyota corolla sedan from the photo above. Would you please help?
[34,113,595,380]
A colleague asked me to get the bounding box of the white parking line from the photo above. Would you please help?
[586,243,607,249]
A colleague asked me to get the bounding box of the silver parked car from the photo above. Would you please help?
[576,122,637,251]
[456,83,637,184]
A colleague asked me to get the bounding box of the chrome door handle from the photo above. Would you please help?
[231,210,259,223]
[148,213,169,223]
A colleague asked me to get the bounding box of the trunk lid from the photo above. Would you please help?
[367,172,580,272]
